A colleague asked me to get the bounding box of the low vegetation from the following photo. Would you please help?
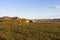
[0,21,60,40]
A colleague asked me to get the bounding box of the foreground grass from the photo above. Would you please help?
[0,22,60,40]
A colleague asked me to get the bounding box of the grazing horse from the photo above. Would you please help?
[29,20,36,24]
[0,20,3,22]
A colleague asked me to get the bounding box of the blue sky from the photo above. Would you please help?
[0,0,60,19]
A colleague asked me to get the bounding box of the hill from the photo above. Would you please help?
[0,16,60,40]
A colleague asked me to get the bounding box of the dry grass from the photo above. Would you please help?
[0,22,60,40]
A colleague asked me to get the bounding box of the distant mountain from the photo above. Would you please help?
[32,18,60,22]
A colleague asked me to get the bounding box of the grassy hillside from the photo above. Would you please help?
[0,22,60,40]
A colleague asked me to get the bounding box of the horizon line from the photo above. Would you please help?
[0,15,60,19]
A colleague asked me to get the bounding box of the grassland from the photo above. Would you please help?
[0,22,60,40]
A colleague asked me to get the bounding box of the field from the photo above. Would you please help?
[0,22,60,40]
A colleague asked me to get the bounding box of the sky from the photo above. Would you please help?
[0,0,60,19]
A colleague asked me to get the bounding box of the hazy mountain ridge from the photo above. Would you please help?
[0,16,60,23]
[30,18,60,22]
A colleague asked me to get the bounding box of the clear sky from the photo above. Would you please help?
[0,0,60,19]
